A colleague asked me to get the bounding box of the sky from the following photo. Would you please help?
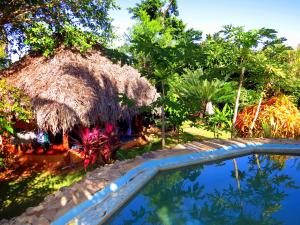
[110,0,300,48]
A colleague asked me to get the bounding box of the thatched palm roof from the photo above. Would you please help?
[0,48,158,134]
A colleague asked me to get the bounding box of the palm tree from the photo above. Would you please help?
[173,69,224,116]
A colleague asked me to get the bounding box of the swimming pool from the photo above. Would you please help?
[52,143,300,225]
[105,153,300,225]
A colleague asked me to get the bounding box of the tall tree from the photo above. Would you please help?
[248,43,291,135]
[202,26,287,136]
[0,0,118,57]
[127,0,202,147]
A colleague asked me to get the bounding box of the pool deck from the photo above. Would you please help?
[2,138,300,225]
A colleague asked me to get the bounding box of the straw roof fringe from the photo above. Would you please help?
[0,48,158,134]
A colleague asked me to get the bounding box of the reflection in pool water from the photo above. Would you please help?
[105,154,300,225]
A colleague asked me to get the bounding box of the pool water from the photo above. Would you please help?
[105,154,300,225]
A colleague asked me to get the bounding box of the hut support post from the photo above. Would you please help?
[62,130,69,149]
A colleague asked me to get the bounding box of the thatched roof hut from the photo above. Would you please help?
[0,48,158,134]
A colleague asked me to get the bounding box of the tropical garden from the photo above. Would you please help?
[0,0,300,221]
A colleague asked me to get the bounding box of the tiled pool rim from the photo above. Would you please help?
[52,143,300,225]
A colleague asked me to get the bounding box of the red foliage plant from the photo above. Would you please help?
[74,123,119,170]
[236,95,300,138]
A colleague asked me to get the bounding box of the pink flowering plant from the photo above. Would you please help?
[75,124,119,170]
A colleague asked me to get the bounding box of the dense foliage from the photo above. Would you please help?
[125,0,300,140]
[0,79,32,135]
[0,0,118,57]
[127,0,202,145]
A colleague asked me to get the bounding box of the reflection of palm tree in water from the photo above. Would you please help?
[231,154,259,219]
[232,158,243,215]
[200,155,298,225]
[106,155,299,225]
[293,158,300,171]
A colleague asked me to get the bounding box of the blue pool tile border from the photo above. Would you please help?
[52,142,300,225]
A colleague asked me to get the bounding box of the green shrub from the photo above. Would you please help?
[0,79,32,135]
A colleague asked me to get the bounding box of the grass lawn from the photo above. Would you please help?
[0,125,229,220]
[0,169,85,220]
[116,124,230,160]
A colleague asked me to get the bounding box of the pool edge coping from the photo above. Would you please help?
[52,142,300,225]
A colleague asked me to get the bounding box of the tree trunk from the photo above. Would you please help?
[249,91,264,137]
[255,154,261,171]
[162,0,174,19]
[233,159,244,212]
[233,159,241,193]
[62,130,69,150]
[161,81,166,148]
[232,67,245,137]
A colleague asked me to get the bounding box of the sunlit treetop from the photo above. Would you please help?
[128,0,188,40]
[129,0,178,20]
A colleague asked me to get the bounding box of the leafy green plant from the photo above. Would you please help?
[262,123,272,138]
[0,79,32,135]
[24,22,56,57]
[118,93,135,108]
[171,69,224,115]
[202,104,233,138]
[164,92,188,131]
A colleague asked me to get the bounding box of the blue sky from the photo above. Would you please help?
[110,0,300,48]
